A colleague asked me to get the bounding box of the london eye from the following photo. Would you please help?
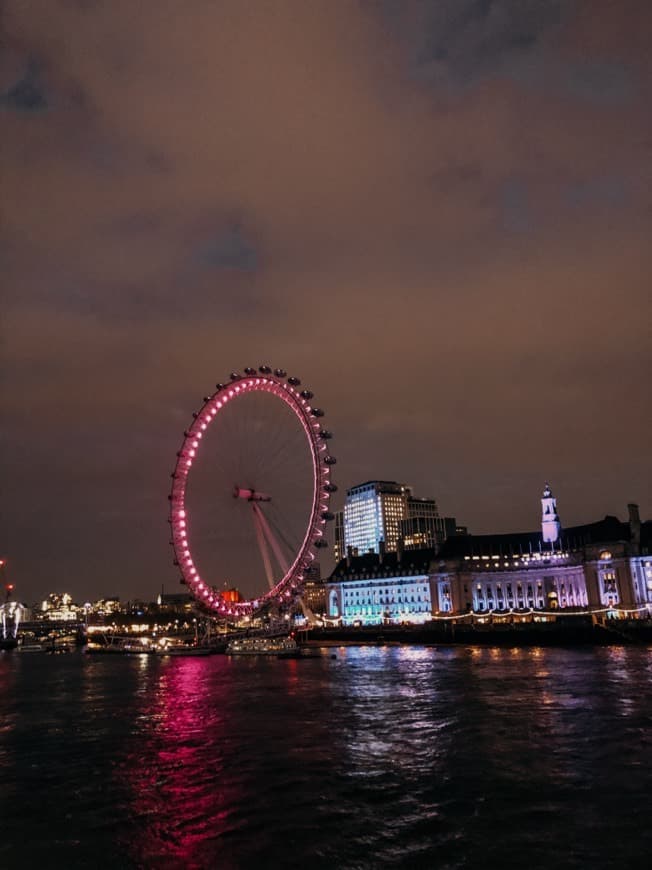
[168,367,336,616]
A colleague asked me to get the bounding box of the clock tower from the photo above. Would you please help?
[541,483,561,544]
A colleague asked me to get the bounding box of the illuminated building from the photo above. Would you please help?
[400,513,457,550]
[302,579,327,616]
[343,481,410,555]
[433,495,651,615]
[326,547,435,625]
[158,592,196,611]
[39,592,79,621]
[220,588,241,604]
[341,480,459,562]
[541,483,561,543]
[92,597,121,616]
[342,480,456,556]
[326,487,651,624]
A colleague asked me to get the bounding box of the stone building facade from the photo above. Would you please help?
[325,487,651,625]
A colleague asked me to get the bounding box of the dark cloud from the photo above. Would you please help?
[1,62,48,112]
[385,0,565,84]
[194,226,259,273]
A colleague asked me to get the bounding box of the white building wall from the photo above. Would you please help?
[630,557,652,608]
[326,574,433,625]
[433,563,591,613]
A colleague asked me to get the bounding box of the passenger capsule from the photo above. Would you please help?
[315,539,329,548]
[230,372,241,380]
[288,376,301,386]
[244,367,257,375]
[311,408,325,417]
[318,430,332,440]
[300,389,313,400]
[274,368,287,378]
[321,511,335,521]
[324,455,337,465]
[259,365,272,374]
[324,483,338,493]
[215,382,225,390]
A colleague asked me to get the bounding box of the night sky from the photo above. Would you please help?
[2,1,651,604]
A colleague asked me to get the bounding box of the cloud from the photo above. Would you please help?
[1,62,48,112]
[194,225,259,272]
[563,61,633,105]
[383,0,565,84]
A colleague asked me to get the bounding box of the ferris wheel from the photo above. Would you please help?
[168,367,336,617]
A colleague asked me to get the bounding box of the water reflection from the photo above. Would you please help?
[329,647,453,798]
[0,654,17,763]
[121,658,242,869]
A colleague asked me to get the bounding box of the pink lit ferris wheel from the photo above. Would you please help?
[168,367,336,616]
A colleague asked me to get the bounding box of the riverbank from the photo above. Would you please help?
[303,616,652,647]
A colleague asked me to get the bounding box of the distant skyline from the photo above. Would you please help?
[2,1,650,602]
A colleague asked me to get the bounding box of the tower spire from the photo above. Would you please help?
[541,483,561,544]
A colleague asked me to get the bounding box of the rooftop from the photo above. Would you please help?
[332,547,436,580]
[438,516,650,559]
[329,514,650,579]
[346,480,411,496]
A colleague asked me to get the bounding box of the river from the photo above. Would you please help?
[1,645,651,868]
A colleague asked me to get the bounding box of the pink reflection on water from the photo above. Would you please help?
[121,658,242,869]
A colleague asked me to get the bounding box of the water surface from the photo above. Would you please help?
[1,646,651,869]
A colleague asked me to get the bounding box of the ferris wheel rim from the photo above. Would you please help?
[168,370,333,616]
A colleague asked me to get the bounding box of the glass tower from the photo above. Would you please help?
[343,481,414,555]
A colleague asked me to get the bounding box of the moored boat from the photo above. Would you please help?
[84,638,154,655]
[155,645,213,656]
[16,641,53,653]
[226,636,298,656]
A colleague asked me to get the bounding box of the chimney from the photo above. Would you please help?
[628,503,641,551]
[378,539,386,564]
[396,536,404,563]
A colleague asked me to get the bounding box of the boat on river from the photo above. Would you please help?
[84,634,217,656]
[155,645,214,656]
[16,642,51,653]
[84,636,153,655]
[226,636,298,656]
